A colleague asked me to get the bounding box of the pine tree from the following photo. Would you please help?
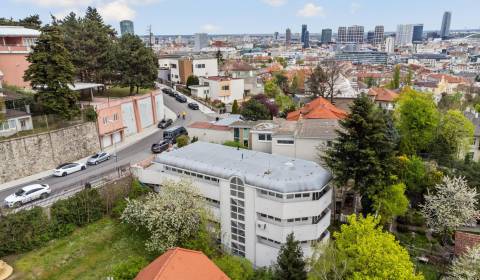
[231,100,240,114]
[274,233,307,280]
[24,25,79,120]
[323,94,396,213]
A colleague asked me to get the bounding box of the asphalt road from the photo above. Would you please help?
[0,91,211,204]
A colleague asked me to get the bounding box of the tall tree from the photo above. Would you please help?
[323,59,343,103]
[264,79,282,98]
[186,75,199,88]
[307,65,328,98]
[320,215,423,280]
[448,245,480,280]
[24,25,79,119]
[115,34,158,95]
[0,15,42,29]
[395,88,440,155]
[389,65,401,89]
[274,233,307,280]
[241,98,271,120]
[323,95,396,213]
[434,110,474,161]
[372,182,409,226]
[231,100,240,114]
[421,176,478,243]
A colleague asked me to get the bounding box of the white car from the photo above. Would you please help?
[87,152,111,165]
[53,162,86,177]
[4,184,51,208]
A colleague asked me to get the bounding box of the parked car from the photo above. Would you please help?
[4,184,51,208]
[87,152,111,165]
[188,102,199,110]
[163,126,188,143]
[53,162,86,177]
[158,118,173,129]
[162,88,176,97]
[175,94,187,103]
[151,139,172,153]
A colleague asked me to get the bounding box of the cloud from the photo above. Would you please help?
[201,24,220,33]
[98,0,136,21]
[262,0,287,7]
[350,2,360,14]
[297,3,325,17]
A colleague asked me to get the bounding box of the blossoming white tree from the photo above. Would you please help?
[449,245,480,280]
[121,180,206,253]
[421,176,478,238]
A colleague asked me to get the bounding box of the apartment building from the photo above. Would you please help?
[136,142,332,267]
[193,76,244,104]
[220,60,262,95]
[0,26,40,88]
[158,55,218,84]
[396,24,414,46]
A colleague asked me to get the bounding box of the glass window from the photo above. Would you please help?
[259,134,266,141]
[277,139,294,144]
[286,194,294,199]
[266,134,272,141]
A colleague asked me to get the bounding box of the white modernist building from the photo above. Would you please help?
[136,142,332,267]
[193,76,244,104]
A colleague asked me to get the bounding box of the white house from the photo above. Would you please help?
[158,55,218,84]
[197,76,244,104]
[136,142,332,267]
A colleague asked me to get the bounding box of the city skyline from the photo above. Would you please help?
[2,0,479,35]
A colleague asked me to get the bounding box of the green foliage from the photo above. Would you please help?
[275,93,295,113]
[114,34,158,95]
[389,65,401,89]
[111,256,148,280]
[264,79,283,98]
[186,75,200,88]
[332,215,423,280]
[395,88,439,155]
[372,183,409,224]
[223,140,247,149]
[241,99,271,120]
[214,255,255,280]
[289,74,300,94]
[253,267,275,280]
[84,106,97,122]
[438,92,462,112]
[365,77,377,88]
[273,233,307,280]
[51,189,105,227]
[0,95,5,121]
[324,94,396,212]
[176,135,190,148]
[307,65,328,98]
[129,179,150,199]
[0,14,42,29]
[24,24,79,120]
[274,57,287,68]
[0,207,53,257]
[232,100,240,114]
[273,72,289,92]
[434,110,474,161]
[182,217,220,258]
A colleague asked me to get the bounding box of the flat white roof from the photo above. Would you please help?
[0,26,41,37]
[153,142,332,193]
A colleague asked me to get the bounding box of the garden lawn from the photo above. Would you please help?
[102,86,152,98]
[11,218,149,280]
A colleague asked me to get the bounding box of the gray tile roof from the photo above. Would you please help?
[295,119,340,139]
[153,142,332,193]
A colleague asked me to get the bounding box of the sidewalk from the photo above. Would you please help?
[0,124,160,192]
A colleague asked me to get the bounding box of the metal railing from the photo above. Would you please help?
[5,164,131,215]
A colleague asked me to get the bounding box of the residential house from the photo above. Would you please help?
[367,87,399,110]
[287,96,347,121]
[220,60,262,95]
[193,76,244,105]
[0,74,33,137]
[187,115,242,144]
[83,90,165,148]
[158,55,218,84]
[136,142,332,267]
[414,73,467,102]
[135,247,229,280]
[0,26,40,88]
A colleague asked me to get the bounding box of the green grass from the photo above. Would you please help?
[101,86,153,98]
[12,218,150,280]
[416,262,441,280]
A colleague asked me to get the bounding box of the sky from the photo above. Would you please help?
[2,0,480,35]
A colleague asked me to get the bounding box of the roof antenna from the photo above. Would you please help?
[241,153,244,160]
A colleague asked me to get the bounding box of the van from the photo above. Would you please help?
[163,126,188,143]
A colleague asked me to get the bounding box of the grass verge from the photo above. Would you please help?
[100,87,153,98]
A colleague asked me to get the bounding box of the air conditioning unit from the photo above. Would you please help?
[257,221,267,230]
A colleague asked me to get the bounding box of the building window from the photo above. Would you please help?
[113,113,118,121]
[312,185,330,201]
[170,64,177,69]
[230,177,246,257]
[8,119,16,129]
[258,133,271,141]
[221,85,230,91]
[277,139,294,145]
[103,117,108,124]
[234,128,240,141]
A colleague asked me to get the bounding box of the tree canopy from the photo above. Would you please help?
[273,233,307,280]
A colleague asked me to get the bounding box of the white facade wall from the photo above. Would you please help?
[120,102,137,136]
[155,94,165,121]
[193,58,218,77]
[136,162,332,267]
[137,97,154,129]
[250,131,272,153]
[158,58,180,83]
[187,127,231,144]
[201,77,244,104]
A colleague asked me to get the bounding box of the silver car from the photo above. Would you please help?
[87,152,111,165]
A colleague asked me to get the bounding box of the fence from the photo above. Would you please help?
[6,163,131,215]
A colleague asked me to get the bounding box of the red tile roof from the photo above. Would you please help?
[135,247,230,280]
[368,87,399,102]
[428,73,466,84]
[189,121,231,131]
[287,97,347,121]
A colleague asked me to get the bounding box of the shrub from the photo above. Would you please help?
[51,189,105,227]
[111,256,148,280]
[129,179,150,199]
[0,207,53,257]
[213,255,255,280]
[223,140,247,149]
[396,223,410,233]
[176,135,189,148]
[84,106,97,122]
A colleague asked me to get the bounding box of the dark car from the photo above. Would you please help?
[151,139,172,154]
[162,88,175,97]
[163,126,188,143]
[175,94,187,103]
[188,102,199,110]
[158,118,173,129]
